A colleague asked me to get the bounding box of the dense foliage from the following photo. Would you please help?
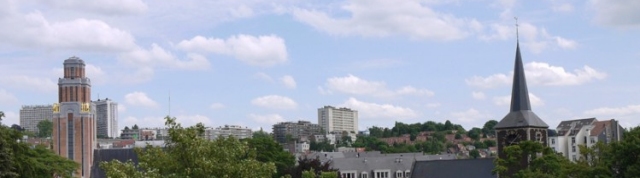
[247,130,296,178]
[287,156,338,178]
[100,116,276,178]
[494,126,640,178]
[0,111,79,178]
[36,120,53,138]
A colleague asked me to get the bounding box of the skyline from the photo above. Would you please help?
[1,0,639,133]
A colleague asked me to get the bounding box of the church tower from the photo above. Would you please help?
[494,41,549,176]
[52,56,96,177]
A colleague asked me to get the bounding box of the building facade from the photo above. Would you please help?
[548,118,624,161]
[19,105,53,134]
[205,125,253,140]
[494,42,549,177]
[52,56,96,178]
[318,106,358,134]
[93,98,118,138]
[273,120,323,144]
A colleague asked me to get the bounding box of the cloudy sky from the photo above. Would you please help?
[1,0,639,133]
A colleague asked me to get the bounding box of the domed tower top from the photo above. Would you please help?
[63,56,87,79]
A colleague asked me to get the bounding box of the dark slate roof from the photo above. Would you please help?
[410,158,496,178]
[555,118,597,136]
[90,148,139,178]
[495,43,548,129]
[331,154,456,174]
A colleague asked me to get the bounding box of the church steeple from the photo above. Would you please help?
[510,43,531,112]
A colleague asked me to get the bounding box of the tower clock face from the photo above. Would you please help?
[504,130,521,145]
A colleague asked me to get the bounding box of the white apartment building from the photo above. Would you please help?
[318,106,358,135]
[205,125,252,140]
[548,118,624,162]
[19,105,53,133]
[94,98,118,138]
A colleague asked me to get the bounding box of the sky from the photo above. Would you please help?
[1,0,639,134]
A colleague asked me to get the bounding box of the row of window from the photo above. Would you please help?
[340,170,410,178]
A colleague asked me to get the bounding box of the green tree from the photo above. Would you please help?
[467,127,482,141]
[482,120,498,137]
[444,120,453,130]
[132,124,139,130]
[608,126,640,177]
[36,120,53,138]
[100,116,275,178]
[247,133,295,178]
[493,141,571,178]
[483,139,496,147]
[454,133,462,139]
[0,111,4,124]
[470,149,480,159]
[0,114,78,178]
[288,156,337,178]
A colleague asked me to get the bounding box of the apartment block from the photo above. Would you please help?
[273,120,323,144]
[318,106,358,134]
[19,105,53,134]
[94,98,118,138]
[548,118,624,161]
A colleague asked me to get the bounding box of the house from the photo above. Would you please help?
[548,118,624,161]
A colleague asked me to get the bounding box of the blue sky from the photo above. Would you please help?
[1,0,639,133]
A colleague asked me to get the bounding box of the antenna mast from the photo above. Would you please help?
[514,17,519,42]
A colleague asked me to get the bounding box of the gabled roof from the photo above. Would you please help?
[590,120,612,136]
[331,154,456,174]
[495,43,548,129]
[410,158,496,178]
[555,118,597,136]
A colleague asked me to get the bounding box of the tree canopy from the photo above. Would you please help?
[0,111,78,178]
[100,116,276,178]
[36,120,53,138]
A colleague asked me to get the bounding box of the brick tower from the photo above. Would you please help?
[52,56,96,177]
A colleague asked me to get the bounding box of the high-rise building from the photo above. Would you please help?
[494,40,549,177]
[272,120,323,143]
[317,106,358,134]
[93,98,118,138]
[19,105,53,134]
[52,56,96,178]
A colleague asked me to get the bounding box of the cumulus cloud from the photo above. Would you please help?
[493,93,544,107]
[480,22,577,52]
[0,89,18,105]
[280,75,297,89]
[325,74,434,98]
[210,103,225,109]
[340,97,418,119]
[0,75,57,93]
[124,92,158,108]
[584,105,640,116]
[589,0,640,28]
[450,108,492,124]
[254,72,274,82]
[118,104,127,113]
[249,114,286,124]
[176,34,288,67]
[0,10,137,52]
[119,44,210,70]
[472,91,486,100]
[251,95,298,110]
[552,3,574,13]
[466,62,606,88]
[292,0,481,41]
[40,0,149,15]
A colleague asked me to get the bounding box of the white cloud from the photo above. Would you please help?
[472,91,486,100]
[120,67,154,84]
[280,75,297,89]
[176,34,288,67]
[552,3,574,13]
[493,93,544,107]
[584,105,640,116]
[118,104,127,113]
[210,103,225,109]
[450,108,492,124]
[251,95,298,110]
[426,103,441,108]
[41,0,148,15]
[589,0,640,28]
[480,22,577,52]
[325,74,434,98]
[340,97,418,119]
[124,92,158,108]
[0,89,18,105]
[85,64,108,85]
[255,72,274,82]
[249,114,286,124]
[292,0,480,41]
[0,75,57,93]
[0,11,137,52]
[466,62,607,88]
[0,111,19,126]
[229,5,254,18]
[119,44,210,70]
[175,114,212,127]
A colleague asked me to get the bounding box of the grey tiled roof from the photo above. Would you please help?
[495,43,548,129]
[410,158,496,178]
[555,118,597,136]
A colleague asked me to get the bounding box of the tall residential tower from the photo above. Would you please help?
[94,98,118,138]
[318,106,358,134]
[52,57,96,177]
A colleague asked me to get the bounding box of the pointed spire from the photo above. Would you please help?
[510,42,531,112]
